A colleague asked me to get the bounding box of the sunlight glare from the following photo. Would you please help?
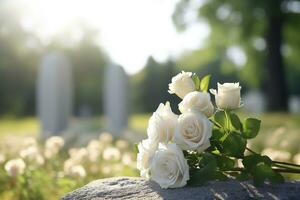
[17,0,208,74]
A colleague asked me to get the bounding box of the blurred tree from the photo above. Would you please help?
[131,57,180,113]
[60,25,108,116]
[173,0,300,111]
[0,3,108,117]
[0,4,40,116]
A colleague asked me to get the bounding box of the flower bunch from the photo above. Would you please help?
[137,71,300,189]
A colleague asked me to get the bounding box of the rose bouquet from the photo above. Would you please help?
[136,71,300,189]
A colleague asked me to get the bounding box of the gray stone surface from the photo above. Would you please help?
[61,177,300,200]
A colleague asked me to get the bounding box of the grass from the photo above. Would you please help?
[1,113,300,171]
[0,112,299,199]
[1,112,300,141]
[0,117,39,138]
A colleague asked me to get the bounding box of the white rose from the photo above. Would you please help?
[174,111,212,152]
[179,91,214,117]
[150,143,189,189]
[147,102,178,144]
[210,82,242,110]
[136,139,157,178]
[5,158,26,177]
[168,71,195,99]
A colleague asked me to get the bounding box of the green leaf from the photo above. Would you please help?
[216,156,235,170]
[222,132,246,158]
[252,163,284,186]
[212,171,228,181]
[188,153,217,186]
[134,143,138,153]
[242,154,272,171]
[214,111,226,127]
[236,171,251,181]
[192,74,201,91]
[199,153,217,167]
[242,118,261,139]
[230,113,242,131]
[211,129,224,140]
[200,75,211,92]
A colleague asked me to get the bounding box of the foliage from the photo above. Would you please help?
[131,57,181,113]
[173,0,300,110]
[183,73,300,186]
[0,135,138,200]
[0,5,109,117]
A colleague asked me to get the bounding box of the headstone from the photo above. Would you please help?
[289,95,300,113]
[242,90,266,113]
[37,52,73,138]
[61,177,300,200]
[104,64,128,135]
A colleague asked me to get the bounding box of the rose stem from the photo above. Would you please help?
[246,147,300,169]
[245,147,258,154]
[273,161,300,168]
[228,167,300,173]
[272,168,300,173]
[209,119,222,128]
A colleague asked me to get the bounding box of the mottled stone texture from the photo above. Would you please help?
[61,177,300,200]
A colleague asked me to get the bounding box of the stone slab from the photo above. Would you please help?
[61,177,300,200]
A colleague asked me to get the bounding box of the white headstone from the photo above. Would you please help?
[289,95,300,113]
[243,90,266,113]
[104,64,128,135]
[37,52,73,138]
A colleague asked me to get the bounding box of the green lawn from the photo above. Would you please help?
[1,113,300,143]
[0,117,39,138]
[1,113,300,154]
[0,112,299,193]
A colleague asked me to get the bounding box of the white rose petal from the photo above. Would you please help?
[5,158,26,177]
[168,71,195,99]
[150,143,189,189]
[179,91,214,117]
[174,111,212,152]
[136,139,157,179]
[210,82,242,110]
[147,102,178,144]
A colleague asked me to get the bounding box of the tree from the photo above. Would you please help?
[131,57,180,113]
[173,0,300,111]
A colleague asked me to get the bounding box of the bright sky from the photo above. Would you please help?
[12,0,209,74]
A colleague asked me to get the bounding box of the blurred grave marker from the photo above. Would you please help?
[37,52,73,138]
[243,90,266,114]
[104,64,128,136]
[289,96,300,113]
